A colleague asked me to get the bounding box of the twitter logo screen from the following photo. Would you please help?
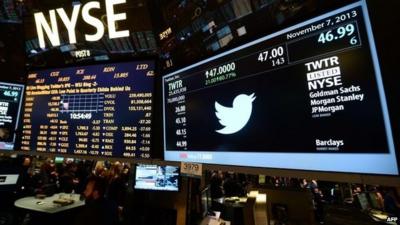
[215,93,256,134]
[162,0,399,175]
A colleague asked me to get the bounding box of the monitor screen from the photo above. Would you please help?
[357,193,370,210]
[19,61,154,158]
[134,164,179,191]
[368,192,380,209]
[162,1,399,175]
[0,174,19,186]
[0,82,24,150]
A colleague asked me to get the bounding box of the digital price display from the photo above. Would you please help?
[20,61,154,158]
[0,82,24,150]
[162,1,399,175]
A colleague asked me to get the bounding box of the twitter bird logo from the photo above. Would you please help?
[215,93,256,135]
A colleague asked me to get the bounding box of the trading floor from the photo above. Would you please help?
[0,0,399,225]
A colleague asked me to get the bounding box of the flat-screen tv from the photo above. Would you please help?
[19,61,154,158]
[162,0,399,175]
[357,193,370,210]
[368,192,380,209]
[134,164,180,192]
[0,82,24,150]
[0,174,19,192]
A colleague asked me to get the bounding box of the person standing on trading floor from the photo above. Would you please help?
[210,171,224,211]
[313,187,325,224]
[74,176,118,225]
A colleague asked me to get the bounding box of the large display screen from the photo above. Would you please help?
[162,1,399,175]
[20,61,154,158]
[0,82,24,150]
[134,164,179,191]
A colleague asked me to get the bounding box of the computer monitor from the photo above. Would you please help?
[357,193,370,210]
[134,164,180,192]
[368,192,380,209]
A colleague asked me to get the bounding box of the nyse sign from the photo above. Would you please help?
[34,0,130,48]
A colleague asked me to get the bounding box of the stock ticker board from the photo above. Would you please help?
[20,61,154,158]
[162,1,399,175]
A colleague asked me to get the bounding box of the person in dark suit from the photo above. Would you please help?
[74,176,118,225]
[313,188,325,224]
